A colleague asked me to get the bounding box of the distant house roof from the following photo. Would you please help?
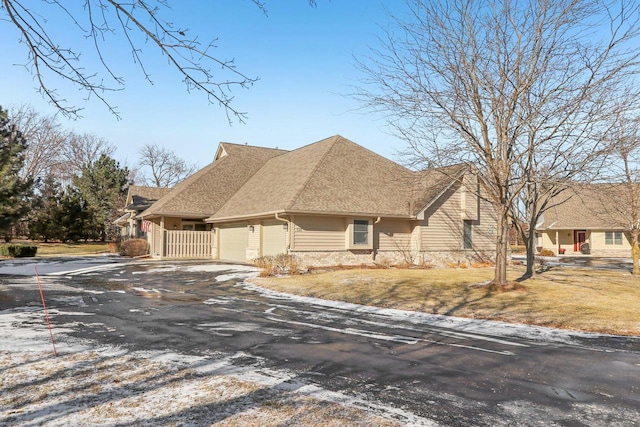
[125,185,172,212]
[537,184,630,230]
[139,143,287,219]
[208,135,469,222]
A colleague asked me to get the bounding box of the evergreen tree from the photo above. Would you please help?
[0,106,33,241]
[73,154,129,241]
[58,188,96,242]
[29,176,63,242]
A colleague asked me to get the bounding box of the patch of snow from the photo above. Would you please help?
[241,282,623,347]
[0,308,423,426]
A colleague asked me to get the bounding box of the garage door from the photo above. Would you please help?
[261,220,287,257]
[219,224,248,262]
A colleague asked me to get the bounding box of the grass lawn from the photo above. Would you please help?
[35,242,115,256]
[252,265,640,336]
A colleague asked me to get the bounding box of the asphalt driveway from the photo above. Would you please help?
[1,257,639,426]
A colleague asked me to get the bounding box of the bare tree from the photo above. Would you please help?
[58,132,117,185]
[8,104,67,181]
[136,143,197,187]
[1,1,261,121]
[601,99,640,275]
[356,0,640,285]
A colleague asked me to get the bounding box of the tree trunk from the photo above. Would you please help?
[493,205,510,286]
[632,231,640,275]
[525,236,536,278]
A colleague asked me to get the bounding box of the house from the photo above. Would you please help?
[536,184,632,257]
[138,143,287,257]
[115,185,171,238]
[136,135,498,266]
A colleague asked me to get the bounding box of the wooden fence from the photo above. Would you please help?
[151,229,214,259]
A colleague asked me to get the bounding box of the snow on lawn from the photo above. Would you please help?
[0,306,426,426]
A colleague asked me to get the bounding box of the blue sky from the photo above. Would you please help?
[0,1,408,170]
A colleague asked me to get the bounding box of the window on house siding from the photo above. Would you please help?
[605,231,623,245]
[463,220,473,249]
[353,220,369,245]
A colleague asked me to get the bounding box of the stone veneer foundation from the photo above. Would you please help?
[289,249,494,269]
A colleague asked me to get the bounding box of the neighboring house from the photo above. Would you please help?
[137,135,498,265]
[115,185,171,238]
[536,184,632,257]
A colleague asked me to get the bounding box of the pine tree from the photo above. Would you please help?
[29,176,63,242]
[0,106,33,241]
[73,154,129,241]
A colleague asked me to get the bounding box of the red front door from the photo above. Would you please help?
[574,230,586,252]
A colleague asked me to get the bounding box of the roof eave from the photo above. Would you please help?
[206,209,416,223]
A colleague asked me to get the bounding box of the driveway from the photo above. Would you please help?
[1,257,639,426]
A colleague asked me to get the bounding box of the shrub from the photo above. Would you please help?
[253,253,302,276]
[510,245,526,254]
[119,239,149,257]
[0,245,38,258]
[539,248,555,257]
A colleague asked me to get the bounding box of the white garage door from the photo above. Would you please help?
[219,224,248,262]
[261,220,287,257]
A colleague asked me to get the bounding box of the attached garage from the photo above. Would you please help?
[218,223,248,262]
[261,220,287,256]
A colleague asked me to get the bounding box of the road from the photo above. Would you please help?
[1,257,639,426]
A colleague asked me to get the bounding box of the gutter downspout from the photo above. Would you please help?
[274,213,291,253]
[373,216,381,260]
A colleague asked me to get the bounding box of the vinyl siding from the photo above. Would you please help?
[420,185,463,250]
[375,220,412,251]
[462,174,479,221]
[420,181,496,252]
[472,194,498,251]
[292,216,345,251]
[247,222,260,251]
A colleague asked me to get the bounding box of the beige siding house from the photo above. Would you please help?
[537,184,632,257]
[134,135,498,265]
[115,185,171,238]
[138,143,286,258]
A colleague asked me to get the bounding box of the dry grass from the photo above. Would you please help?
[0,351,401,426]
[35,242,114,256]
[252,265,640,336]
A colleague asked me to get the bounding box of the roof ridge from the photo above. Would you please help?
[284,135,340,210]
[220,141,289,152]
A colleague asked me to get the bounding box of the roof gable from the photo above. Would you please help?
[140,143,287,218]
[125,185,172,211]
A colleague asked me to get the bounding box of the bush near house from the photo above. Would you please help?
[253,254,302,276]
[118,239,148,257]
[0,244,38,257]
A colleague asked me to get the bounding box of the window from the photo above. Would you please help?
[353,220,369,245]
[463,220,472,249]
[605,231,623,245]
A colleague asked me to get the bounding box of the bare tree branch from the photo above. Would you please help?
[1,1,261,122]
[355,0,640,285]
[136,142,196,187]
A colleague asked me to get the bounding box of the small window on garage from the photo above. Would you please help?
[353,220,369,245]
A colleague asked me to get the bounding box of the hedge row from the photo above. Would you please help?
[0,245,38,257]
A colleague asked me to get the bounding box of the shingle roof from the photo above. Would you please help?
[537,184,630,230]
[209,135,458,221]
[125,185,172,211]
[413,163,471,216]
[139,143,287,218]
